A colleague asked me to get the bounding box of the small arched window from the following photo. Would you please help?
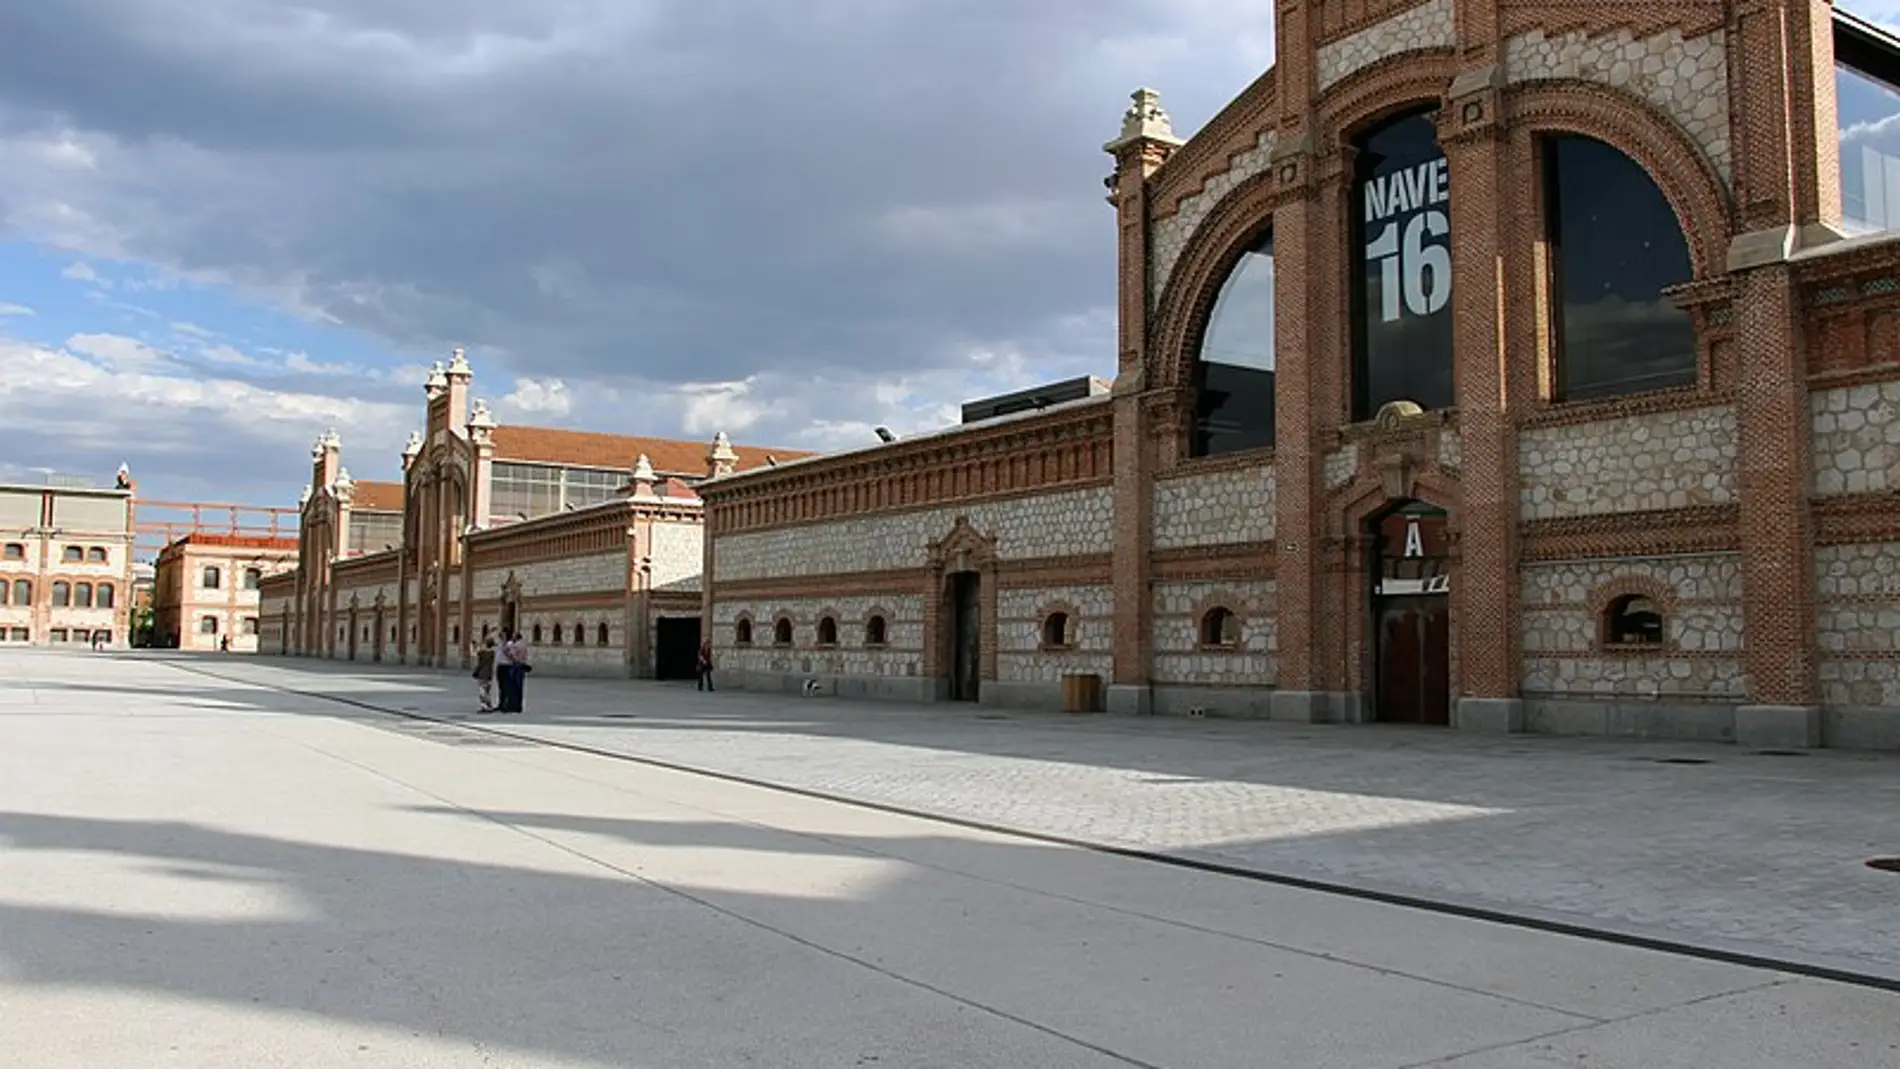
[735,618,754,645]
[1542,134,1696,401]
[200,616,220,634]
[817,616,839,646]
[244,568,263,590]
[52,581,70,607]
[597,622,610,645]
[1041,611,1074,649]
[532,623,544,643]
[74,582,93,608]
[87,546,108,562]
[551,623,563,645]
[865,615,888,647]
[574,620,585,646]
[11,579,28,604]
[773,617,794,646]
[96,583,115,609]
[202,566,222,589]
[1200,606,1242,648]
[63,546,83,562]
[1603,594,1666,647]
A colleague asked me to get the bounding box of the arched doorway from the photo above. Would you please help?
[1369,500,1452,725]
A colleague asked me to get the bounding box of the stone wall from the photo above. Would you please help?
[1149,579,1277,690]
[1812,383,1900,497]
[712,485,1114,583]
[1519,554,1744,737]
[712,593,928,693]
[1150,464,1274,549]
[1518,406,1738,520]
[995,584,1114,685]
[1148,130,1278,307]
[1316,0,1454,92]
[648,520,702,593]
[471,551,627,603]
[1815,541,1900,748]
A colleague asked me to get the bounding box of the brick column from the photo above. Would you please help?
[1442,66,1525,733]
[1103,88,1181,715]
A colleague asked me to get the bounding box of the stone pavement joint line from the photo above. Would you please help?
[159,656,1900,1002]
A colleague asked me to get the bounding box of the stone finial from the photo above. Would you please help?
[424,361,449,396]
[115,462,132,489]
[299,484,313,506]
[631,453,657,498]
[467,398,496,446]
[402,430,424,458]
[332,466,355,502]
[445,347,472,379]
[1106,88,1184,152]
[312,427,341,458]
[707,430,740,477]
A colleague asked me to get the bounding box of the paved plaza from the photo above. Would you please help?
[1,651,1897,1067]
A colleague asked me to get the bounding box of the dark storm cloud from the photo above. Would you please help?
[0,0,1274,394]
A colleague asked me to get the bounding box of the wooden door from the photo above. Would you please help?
[950,572,981,702]
[1375,597,1450,725]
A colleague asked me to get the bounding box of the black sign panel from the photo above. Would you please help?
[1351,111,1454,418]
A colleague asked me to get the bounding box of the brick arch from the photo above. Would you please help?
[1316,48,1460,141]
[1036,599,1081,648]
[1504,80,1732,277]
[1586,576,1681,649]
[813,606,843,646]
[1189,593,1248,648]
[731,611,756,644]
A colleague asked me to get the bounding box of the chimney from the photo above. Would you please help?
[707,431,739,478]
[444,347,473,428]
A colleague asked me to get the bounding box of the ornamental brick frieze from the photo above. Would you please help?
[1151,542,1277,582]
[1814,492,1900,546]
[1146,72,1278,220]
[1518,503,1739,560]
[1317,48,1460,136]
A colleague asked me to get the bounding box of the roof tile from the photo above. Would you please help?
[489,426,812,477]
[352,480,405,512]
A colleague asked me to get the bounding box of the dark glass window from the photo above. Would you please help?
[1351,110,1454,419]
[1543,135,1695,401]
[1192,230,1277,456]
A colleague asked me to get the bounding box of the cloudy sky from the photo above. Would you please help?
[1,2,1897,520]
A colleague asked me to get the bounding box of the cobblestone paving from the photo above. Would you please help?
[184,655,1900,979]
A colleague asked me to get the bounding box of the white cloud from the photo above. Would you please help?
[497,376,572,417]
[284,350,361,376]
[65,331,173,373]
[200,343,266,368]
[170,320,217,337]
[0,302,33,317]
[61,261,101,283]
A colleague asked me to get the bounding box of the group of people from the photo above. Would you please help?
[471,633,532,713]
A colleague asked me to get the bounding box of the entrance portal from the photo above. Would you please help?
[948,572,981,702]
[655,616,701,680]
[1371,501,1451,726]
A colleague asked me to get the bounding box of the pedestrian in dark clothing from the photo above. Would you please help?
[472,636,497,712]
[696,640,715,692]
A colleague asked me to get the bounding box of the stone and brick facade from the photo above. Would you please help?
[152,534,299,651]
[698,1,1900,752]
[262,350,804,679]
[0,472,136,649]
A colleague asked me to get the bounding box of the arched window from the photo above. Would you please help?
[1192,229,1277,456]
[1543,135,1695,401]
[244,568,263,590]
[62,546,82,563]
[864,614,888,647]
[202,566,222,589]
[773,617,794,646]
[96,583,115,609]
[531,623,544,643]
[817,616,839,646]
[573,620,585,646]
[2,542,23,560]
[597,622,610,645]
[1041,611,1074,649]
[551,623,563,645]
[1200,606,1241,648]
[1603,594,1666,647]
[736,618,754,645]
[11,579,28,604]
[200,616,219,634]
[74,582,92,608]
[87,546,108,562]
[1351,108,1454,419]
[52,581,70,607]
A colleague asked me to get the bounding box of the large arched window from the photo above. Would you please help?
[1542,135,1695,401]
[1351,108,1454,420]
[1192,229,1277,456]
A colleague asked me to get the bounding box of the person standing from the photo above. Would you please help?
[500,631,532,713]
[696,639,715,692]
[472,636,497,713]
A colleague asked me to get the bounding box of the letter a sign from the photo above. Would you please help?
[1403,518,1425,559]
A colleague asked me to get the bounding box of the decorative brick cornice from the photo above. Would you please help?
[1152,542,1276,581]
[1519,505,1740,559]
[1813,492,1900,545]
[1147,71,1279,220]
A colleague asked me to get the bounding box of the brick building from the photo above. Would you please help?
[261,349,804,678]
[698,1,1900,752]
[151,534,300,651]
[0,470,136,648]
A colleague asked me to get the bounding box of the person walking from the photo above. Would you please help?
[696,639,715,692]
[498,631,532,713]
[472,636,497,713]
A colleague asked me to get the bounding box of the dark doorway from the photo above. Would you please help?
[499,599,518,639]
[1371,501,1453,726]
[1375,597,1451,725]
[655,616,701,681]
[948,572,981,702]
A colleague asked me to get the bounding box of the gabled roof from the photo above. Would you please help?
[352,480,405,512]
[489,425,812,477]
